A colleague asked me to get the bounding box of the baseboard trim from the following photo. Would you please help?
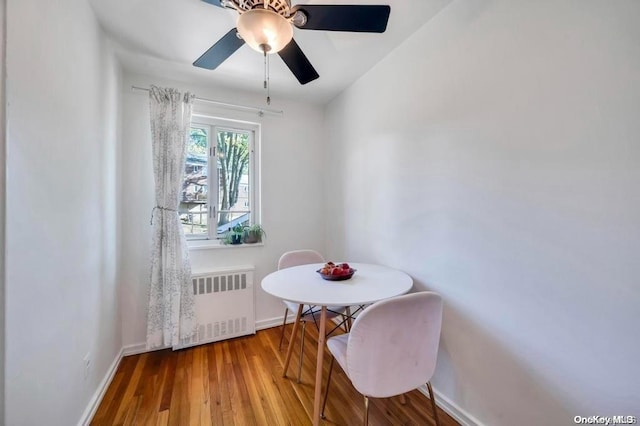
[122,342,150,356]
[77,347,124,426]
[255,315,297,331]
[418,384,484,426]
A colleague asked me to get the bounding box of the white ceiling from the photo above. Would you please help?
[90,0,451,104]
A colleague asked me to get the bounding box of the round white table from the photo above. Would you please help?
[261,262,413,426]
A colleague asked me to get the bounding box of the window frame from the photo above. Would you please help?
[185,115,260,241]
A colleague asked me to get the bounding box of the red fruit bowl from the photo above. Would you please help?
[316,268,356,281]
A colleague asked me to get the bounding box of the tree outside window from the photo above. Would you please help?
[181,119,257,240]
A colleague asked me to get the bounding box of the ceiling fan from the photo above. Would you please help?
[193,0,391,85]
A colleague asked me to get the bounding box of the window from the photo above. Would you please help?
[180,117,259,240]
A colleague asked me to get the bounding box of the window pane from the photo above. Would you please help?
[181,127,209,237]
[216,129,251,235]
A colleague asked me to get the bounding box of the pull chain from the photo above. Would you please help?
[263,49,271,105]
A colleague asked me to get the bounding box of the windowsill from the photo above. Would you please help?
[187,239,265,251]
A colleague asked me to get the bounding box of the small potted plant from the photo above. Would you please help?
[223,223,245,245]
[243,223,266,244]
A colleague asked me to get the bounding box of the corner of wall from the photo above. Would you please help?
[109,36,125,363]
[0,0,6,420]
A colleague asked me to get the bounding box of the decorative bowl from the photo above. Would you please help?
[316,268,356,281]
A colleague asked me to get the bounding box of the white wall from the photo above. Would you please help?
[0,0,6,421]
[324,1,640,424]
[5,0,122,424]
[120,73,326,347]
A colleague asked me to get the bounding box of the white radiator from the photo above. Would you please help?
[177,265,255,349]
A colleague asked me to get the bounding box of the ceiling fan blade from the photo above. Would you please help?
[278,39,319,85]
[294,4,390,33]
[193,28,245,70]
[201,0,225,7]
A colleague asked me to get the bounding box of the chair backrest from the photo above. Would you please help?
[278,249,325,270]
[345,291,443,398]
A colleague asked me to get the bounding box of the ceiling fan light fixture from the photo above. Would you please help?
[237,9,293,54]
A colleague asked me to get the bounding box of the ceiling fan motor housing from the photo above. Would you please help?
[231,0,293,17]
[228,0,308,27]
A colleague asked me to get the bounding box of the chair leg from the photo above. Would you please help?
[278,307,289,350]
[399,393,407,405]
[297,321,307,383]
[345,306,352,332]
[363,395,369,426]
[426,382,440,426]
[321,356,334,419]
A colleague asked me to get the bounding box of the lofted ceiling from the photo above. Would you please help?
[90,0,451,104]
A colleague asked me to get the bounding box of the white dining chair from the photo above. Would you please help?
[277,249,351,383]
[321,291,443,426]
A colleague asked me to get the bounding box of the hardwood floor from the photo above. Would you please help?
[92,323,459,426]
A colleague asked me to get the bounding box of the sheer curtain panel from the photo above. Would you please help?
[146,86,196,350]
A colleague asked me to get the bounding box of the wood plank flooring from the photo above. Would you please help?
[92,323,459,425]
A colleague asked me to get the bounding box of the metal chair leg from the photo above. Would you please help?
[426,382,440,426]
[345,306,352,332]
[278,307,289,350]
[363,395,369,426]
[297,321,307,383]
[321,356,334,419]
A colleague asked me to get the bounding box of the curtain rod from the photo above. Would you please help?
[130,85,284,117]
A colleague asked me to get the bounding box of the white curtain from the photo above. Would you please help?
[146,86,196,350]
